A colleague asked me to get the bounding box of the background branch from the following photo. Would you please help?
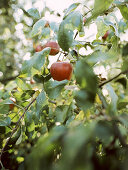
[0,74,19,84]
[99,69,128,88]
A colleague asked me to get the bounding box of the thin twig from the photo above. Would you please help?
[0,97,37,165]
[57,52,62,61]
[84,8,93,16]
[99,69,128,88]
[48,99,56,104]
[85,2,128,25]
[14,103,24,110]
[78,40,112,47]
[11,109,22,120]
[74,31,78,39]
[59,50,68,55]
[84,5,91,11]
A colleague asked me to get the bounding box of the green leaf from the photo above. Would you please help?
[121,58,128,73]
[119,113,128,128]
[74,59,98,111]
[8,127,21,145]
[103,19,119,37]
[44,80,68,99]
[75,59,98,91]
[0,99,14,105]
[118,5,128,20]
[25,111,33,126]
[13,90,35,101]
[96,18,109,37]
[115,78,127,89]
[75,89,96,111]
[105,84,118,115]
[31,19,47,37]
[0,104,9,114]
[110,35,119,50]
[22,48,50,74]
[25,121,35,134]
[117,102,128,110]
[36,91,48,117]
[64,11,83,31]
[5,80,17,91]
[95,120,114,145]
[0,99,14,114]
[33,74,44,83]
[86,0,113,24]
[87,50,109,64]
[41,27,50,39]
[50,22,59,33]
[16,78,31,90]
[0,115,11,126]
[58,21,74,51]
[63,3,80,19]
[55,105,71,123]
[33,73,51,83]
[58,11,83,51]
[122,43,128,56]
[26,125,66,170]
[27,8,40,19]
[57,123,96,170]
[93,0,114,14]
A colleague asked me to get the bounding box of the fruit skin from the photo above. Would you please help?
[43,41,60,55]
[102,31,109,40]
[30,79,35,84]
[50,61,73,81]
[44,21,50,28]
[9,98,15,110]
[83,17,86,24]
[35,45,43,52]
[9,103,14,110]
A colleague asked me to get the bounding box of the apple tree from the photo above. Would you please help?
[0,0,128,170]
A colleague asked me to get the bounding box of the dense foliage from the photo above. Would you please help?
[0,0,128,170]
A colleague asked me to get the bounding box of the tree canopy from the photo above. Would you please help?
[0,0,128,170]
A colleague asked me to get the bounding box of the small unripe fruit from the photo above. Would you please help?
[102,31,109,40]
[9,98,15,110]
[44,21,50,28]
[30,79,35,84]
[83,17,86,24]
[43,41,60,55]
[50,61,73,81]
[9,103,14,110]
[35,45,43,52]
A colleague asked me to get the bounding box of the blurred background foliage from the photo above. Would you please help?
[0,0,56,84]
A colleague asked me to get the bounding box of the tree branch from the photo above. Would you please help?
[48,99,56,104]
[86,2,128,25]
[74,31,78,39]
[99,69,128,88]
[0,97,37,166]
[0,74,19,84]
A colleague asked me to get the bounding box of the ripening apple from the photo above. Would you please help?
[43,41,60,56]
[35,45,43,52]
[50,61,73,81]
